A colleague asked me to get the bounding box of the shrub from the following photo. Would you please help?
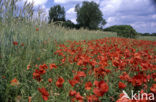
[104,25,137,38]
[62,20,75,28]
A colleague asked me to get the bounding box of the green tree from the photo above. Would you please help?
[62,20,75,28]
[48,5,65,23]
[104,25,137,38]
[75,1,106,30]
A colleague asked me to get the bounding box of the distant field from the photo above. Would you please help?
[137,36,156,41]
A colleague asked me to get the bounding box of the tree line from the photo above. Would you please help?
[138,33,156,36]
[48,1,106,30]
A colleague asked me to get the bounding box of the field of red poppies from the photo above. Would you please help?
[17,37,155,102]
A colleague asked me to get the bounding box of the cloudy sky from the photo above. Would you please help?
[25,0,156,33]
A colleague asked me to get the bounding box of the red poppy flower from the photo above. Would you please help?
[134,53,141,60]
[131,72,147,87]
[27,65,31,70]
[85,81,92,90]
[118,82,126,89]
[93,88,102,97]
[56,77,64,88]
[21,43,24,46]
[69,90,77,96]
[75,92,83,101]
[93,80,108,96]
[33,69,41,82]
[100,82,109,93]
[38,87,49,101]
[71,98,76,102]
[77,71,86,77]
[150,84,156,94]
[10,78,19,86]
[119,72,131,82]
[28,96,32,102]
[36,28,39,31]
[48,78,52,83]
[38,68,46,75]
[69,79,79,87]
[82,67,87,70]
[49,64,57,70]
[87,95,99,102]
[2,76,6,79]
[73,75,80,82]
[116,96,132,102]
[13,41,18,46]
[39,64,48,70]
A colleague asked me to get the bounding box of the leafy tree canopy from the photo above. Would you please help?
[75,1,106,30]
[49,5,65,23]
[104,25,137,38]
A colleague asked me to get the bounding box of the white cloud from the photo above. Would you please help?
[41,5,50,18]
[130,19,156,33]
[100,0,122,16]
[66,7,77,23]
[54,0,74,3]
[71,18,77,24]
[106,17,116,25]
[54,0,100,4]
[152,14,156,19]
[24,0,48,6]
[151,22,156,26]
[66,8,76,14]
[131,22,150,33]
[105,16,120,27]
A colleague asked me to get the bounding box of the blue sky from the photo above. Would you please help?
[25,0,156,33]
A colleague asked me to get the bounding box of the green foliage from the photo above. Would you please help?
[62,20,82,29]
[104,25,137,38]
[49,5,65,23]
[62,20,75,28]
[141,33,151,36]
[139,32,156,36]
[75,1,106,30]
[151,33,156,36]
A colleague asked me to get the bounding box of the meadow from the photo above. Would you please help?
[0,18,156,102]
[0,1,156,102]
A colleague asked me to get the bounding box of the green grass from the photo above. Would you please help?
[137,36,156,41]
